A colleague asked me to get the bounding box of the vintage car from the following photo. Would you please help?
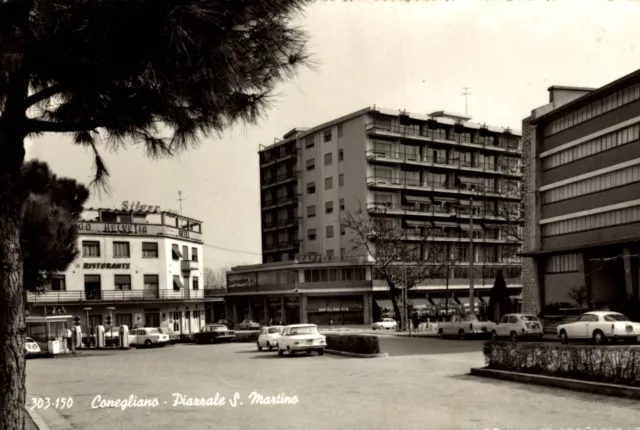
[438,314,496,339]
[257,326,284,351]
[491,313,544,342]
[557,311,640,345]
[25,337,41,355]
[194,324,236,344]
[277,324,326,356]
[128,327,170,347]
[371,318,397,330]
[236,319,260,330]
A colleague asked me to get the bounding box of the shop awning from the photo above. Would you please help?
[429,297,450,307]
[375,299,394,311]
[408,299,433,310]
[406,220,432,227]
[433,221,458,228]
[172,245,183,259]
[433,197,459,203]
[405,195,432,203]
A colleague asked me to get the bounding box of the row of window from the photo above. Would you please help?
[542,123,640,170]
[81,241,199,261]
[545,254,580,274]
[306,199,346,217]
[305,175,345,194]
[542,162,640,204]
[543,83,640,137]
[48,274,200,291]
[307,224,346,240]
[541,204,640,237]
[304,125,344,149]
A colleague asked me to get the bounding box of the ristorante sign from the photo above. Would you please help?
[83,262,131,269]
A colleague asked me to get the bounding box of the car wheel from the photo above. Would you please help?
[559,330,569,345]
[438,329,444,339]
[267,342,273,351]
[458,330,465,340]
[491,331,498,341]
[287,346,295,356]
[510,331,518,343]
[144,340,152,347]
[593,330,608,345]
[318,349,324,356]
[257,341,262,352]
[278,349,284,356]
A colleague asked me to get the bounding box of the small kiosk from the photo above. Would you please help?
[26,315,74,355]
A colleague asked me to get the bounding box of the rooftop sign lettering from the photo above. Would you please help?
[121,201,161,213]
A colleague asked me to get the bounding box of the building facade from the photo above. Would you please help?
[522,74,640,315]
[229,106,524,325]
[27,206,221,337]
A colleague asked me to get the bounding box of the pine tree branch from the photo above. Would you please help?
[24,84,66,108]
[27,118,103,134]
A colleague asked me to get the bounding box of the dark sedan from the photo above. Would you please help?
[193,324,236,344]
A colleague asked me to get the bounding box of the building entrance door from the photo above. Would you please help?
[144,313,160,328]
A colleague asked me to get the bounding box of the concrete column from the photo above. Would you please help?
[263,298,269,324]
[363,293,373,325]
[232,301,238,325]
[248,299,254,321]
[299,295,307,324]
[623,248,634,299]
[280,297,285,324]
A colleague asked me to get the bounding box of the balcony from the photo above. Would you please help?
[263,218,299,232]
[261,171,302,189]
[401,230,519,244]
[365,176,521,200]
[365,150,522,178]
[365,203,521,224]
[263,240,301,253]
[364,122,521,156]
[181,259,199,271]
[275,195,298,207]
[260,148,298,167]
[27,289,205,304]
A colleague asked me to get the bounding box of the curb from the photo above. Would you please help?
[470,367,640,400]
[325,349,388,358]
[26,408,49,430]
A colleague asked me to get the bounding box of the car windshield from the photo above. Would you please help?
[520,316,539,322]
[289,326,318,336]
[268,327,282,334]
[26,338,35,343]
[147,329,159,335]
[210,325,228,331]
[467,315,487,322]
[604,314,630,322]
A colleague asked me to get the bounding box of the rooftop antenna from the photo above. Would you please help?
[177,191,186,215]
[462,87,472,115]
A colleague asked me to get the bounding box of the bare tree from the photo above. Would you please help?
[204,266,229,289]
[342,206,452,326]
[567,285,587,314]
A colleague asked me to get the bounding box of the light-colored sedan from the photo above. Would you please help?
[257,326,284,351]
[25,337,41,355]
[277,324,326,357]
[491,313,544,342]
[372,318,397,330]
[128,327,170,347]
[558,311,640,345]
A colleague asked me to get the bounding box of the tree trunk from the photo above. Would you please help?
[385,277,402,327]
[0,126,28,430]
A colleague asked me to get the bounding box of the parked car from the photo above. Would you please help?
[371,318,397,330]
[438,314,496,339]
[128,327,170,347]
[237,319,260,330]
[257,326,284,351]
[25,337,41,355]
[193,324,236,344]
[557,311,640,345]
[491,313,544,342]
[277,324,326,356]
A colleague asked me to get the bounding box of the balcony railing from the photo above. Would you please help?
[365,151,522,176]
[263,219,299,231]
[365,203,521,223]
[263,239,301,252]
[181,260,199,271]
[365,176,520,199]
[27,289,205,304]
[365,122,521,154]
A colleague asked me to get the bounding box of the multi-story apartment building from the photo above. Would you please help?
[227,106,524,326]
[522,72,640,315]
[27,205,223,337]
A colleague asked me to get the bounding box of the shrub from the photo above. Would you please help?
[325,333,380,355]
[483,341,640,386]
[234,331,260,342]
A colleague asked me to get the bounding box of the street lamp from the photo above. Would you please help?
[82,307,92,348]
[106,306,116,348]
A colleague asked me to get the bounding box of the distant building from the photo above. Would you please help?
[226,106,524,325]
[27,206,223,337]
[522,73,640,314]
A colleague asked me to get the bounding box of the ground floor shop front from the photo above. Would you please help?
[27,301,211,338]
[224,292,374,326]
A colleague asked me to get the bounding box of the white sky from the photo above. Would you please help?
[25,0,640,270]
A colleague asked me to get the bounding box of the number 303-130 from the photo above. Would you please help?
[29,397,73,410]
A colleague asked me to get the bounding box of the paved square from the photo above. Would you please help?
[26,339,640,430]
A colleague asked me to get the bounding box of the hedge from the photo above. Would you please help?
[234,331,260,342]
[325,333,380,355]
[483,340,640,387]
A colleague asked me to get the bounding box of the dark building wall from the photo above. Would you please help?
[541,221,640,250]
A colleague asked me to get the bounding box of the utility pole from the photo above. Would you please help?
[469,197,475,315]
[177,191,186,215]
[462,87,472,115]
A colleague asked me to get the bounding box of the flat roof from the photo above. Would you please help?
[532,67,640,125]
[84,208,203,225]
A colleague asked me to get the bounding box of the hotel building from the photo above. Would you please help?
[227,106,524,325]
[522,71,640,314]
[27,206,224,337]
